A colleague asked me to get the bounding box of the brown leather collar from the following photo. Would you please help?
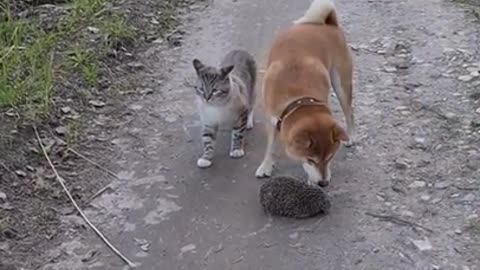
[276,97,326,131]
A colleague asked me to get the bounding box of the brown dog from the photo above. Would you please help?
[255,0,354,187]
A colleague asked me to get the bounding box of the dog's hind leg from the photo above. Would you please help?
[330,68,355,147]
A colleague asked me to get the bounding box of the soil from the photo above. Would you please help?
[0,0,207,269]
[1,0,480,269]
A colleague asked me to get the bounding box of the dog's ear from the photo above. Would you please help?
[332,124,349,142]
[220,65,234,77]
[292,132,313,150]
[192,59,204,73]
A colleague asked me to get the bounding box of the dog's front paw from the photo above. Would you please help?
[343,139,355,148]
[197,158,212,168]
[256,161,273,178]
[230,149,245,158]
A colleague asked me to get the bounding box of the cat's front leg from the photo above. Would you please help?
[230,109,248,158]
[197,124,218,168]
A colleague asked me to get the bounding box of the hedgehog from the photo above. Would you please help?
[259,176,331,219]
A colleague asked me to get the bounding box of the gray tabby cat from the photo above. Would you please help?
[192,50,257,168]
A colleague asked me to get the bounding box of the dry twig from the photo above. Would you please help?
[86,184,113,205]
[0,161,16,177]
[34,126,136,268]
[66,147,119,179]
[365,211,434,233]
[47,132,119,179]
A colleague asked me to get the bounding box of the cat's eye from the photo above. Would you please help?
[307,158,316,164]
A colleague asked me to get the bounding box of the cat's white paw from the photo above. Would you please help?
[255,160,273,178]
[230,149,245,158]
[197,158,212,168]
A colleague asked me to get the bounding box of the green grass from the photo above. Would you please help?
[100,15,135,49]
[0,7,55,117]
[72,0,107,17]
[67,48,98,86]
[467,217,480,236]
[0,0,135,121]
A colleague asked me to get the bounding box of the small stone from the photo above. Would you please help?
[471,70,480,77]
[435,182,450,190]
[463,193,475,201]
[399,110,411,116]
[55,126,67,135]
[0,191,6,201]
[431,198,442,204]
[165,115,177,123]
[153,38,164,44]
[180,244,196,254]
[394,160,409,170]
[454,229,462,235]
[0,242,9,251]
[87,26,100,34]
[412,238,432,251]
[395,106,409,111]
[139,88,154,95]
[89,100,106,108]
[129,104,143,111]
[289,232,299,239]
[462,266,470,270]
[445,112,456,119]
[409,181,426,189]
[458,75,473,82]
[414,137,426,145]
[384,66,397,73]
[476,108,480,114]
[0,202,13,210]
[127,62,145,70]
[401,210,415,217]
[420,194,431,201]
[61,106,72,114]
[15,170,27,177]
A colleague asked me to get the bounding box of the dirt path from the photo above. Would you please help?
[40,0,479,269]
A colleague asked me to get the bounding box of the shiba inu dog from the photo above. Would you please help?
[256,0,354,187]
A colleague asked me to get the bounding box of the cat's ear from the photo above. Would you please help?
[192,59,204,73]
[220,65,234,77]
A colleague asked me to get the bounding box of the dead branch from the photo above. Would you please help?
[365,211,434,233]
[66,147,119,179]
[33,126,136,268]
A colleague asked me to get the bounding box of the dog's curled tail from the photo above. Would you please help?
[293,0,338,26]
